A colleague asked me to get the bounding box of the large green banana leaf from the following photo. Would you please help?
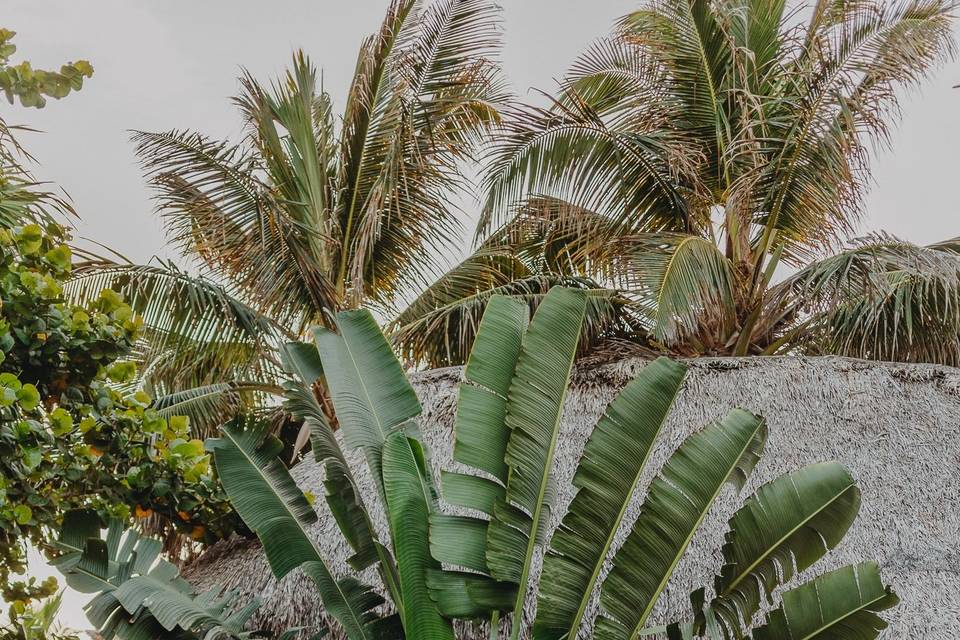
[593,409,767,640]
[314,309,422,499]
[428,295,529,619]
[280,342,402,605]
[208,418,391,639]
[710,461,861,636]
[440,295,529,517]
[753,561,898,640]
[484,287,587,638]
[382,431,455,640]
[51,511,259,640]
[533,357,689,640]
[313,309,453,638]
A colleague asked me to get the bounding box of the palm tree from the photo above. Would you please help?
[67,0,509,437]
[395,0,960,365]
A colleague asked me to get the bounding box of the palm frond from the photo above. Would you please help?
[774,233,960,365]
[132,129,336,328]
[335,0,421,302]
[65,261,285,393]
[755,0,956,263]
[612,233,735,347]
[0,116,75,227]
[53,511,259,639]
[480,94,691,237]
[618,0,732,195]
[392,260,644,367]
[153,383,265,440]
[339,0,509,308]
[233,53,338,275]
[404,0,508,137]
[562,37,671,119]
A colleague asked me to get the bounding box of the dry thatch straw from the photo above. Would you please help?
[185,356,960,638]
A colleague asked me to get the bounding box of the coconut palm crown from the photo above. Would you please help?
[395,0,960,366]
[66,0,509,434]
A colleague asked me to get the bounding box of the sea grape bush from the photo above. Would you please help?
[0,29,93,108]
[0,222,235,616]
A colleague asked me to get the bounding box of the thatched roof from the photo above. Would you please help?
[185,356,960,638]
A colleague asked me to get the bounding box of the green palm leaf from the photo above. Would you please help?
[616,233,735,345]
[132,126,336,328]
[710,461,861,636]
[393,268,642,368]
[592,409,767,640]
[207,419,388,640]
[532,357,689,640]
[619,0,731,193]
[65,261,284,395]
[382,432,455,640]
[752,562,898,640]
[151,383,252,438]
[480,97,687,237]
[772,234,960,365]
[280,341,403,606]
[757,0,955,265]
[314,309,422,497]
[391,197,652,367]
[484,286,586,637]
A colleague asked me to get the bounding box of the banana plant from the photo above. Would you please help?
[208,287,896,639]
[49,510,272,640]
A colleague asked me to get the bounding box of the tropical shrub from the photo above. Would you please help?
[0,27,93,231]
[0,28,93,109]
[52,510,265,640]
[190,287,893,639]
[395,0,960,367]
[0,221,240,610]
[0,37,246,605]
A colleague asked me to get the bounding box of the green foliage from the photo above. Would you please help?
[0,25,242,624]
[0,29,93,109]
[0,223,236,612]
[395,0,960,367]
[199,288,896,639]
[0,591,80,640]
[50,511,266,640]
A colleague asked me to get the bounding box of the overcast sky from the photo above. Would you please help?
[6,0,959,631]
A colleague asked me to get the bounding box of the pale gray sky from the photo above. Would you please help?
[5,0,959,631]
